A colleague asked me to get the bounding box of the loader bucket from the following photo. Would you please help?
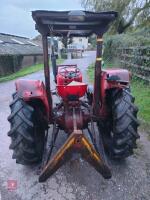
[39,130,111,182]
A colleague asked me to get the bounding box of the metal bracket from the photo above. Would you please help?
[39,129,111,182]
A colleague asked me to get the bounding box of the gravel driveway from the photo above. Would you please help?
[0,51,150,200]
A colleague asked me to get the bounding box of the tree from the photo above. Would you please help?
[135,5,150,28]
[81,0,150,34]
[61,37,73,48]
[88,35,96,48]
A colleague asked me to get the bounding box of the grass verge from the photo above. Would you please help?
[131,78,150,126]
[87,63,150,126]
[0,58,64,83]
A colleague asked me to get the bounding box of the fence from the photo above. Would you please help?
[116,46,150,82]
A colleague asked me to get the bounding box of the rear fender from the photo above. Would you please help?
[103,68,130,88]
[100,69,130,118]
[15,79,50,119]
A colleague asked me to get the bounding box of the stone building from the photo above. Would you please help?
[0,33,44,76]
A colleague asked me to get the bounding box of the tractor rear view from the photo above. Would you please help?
[7,10,140,182]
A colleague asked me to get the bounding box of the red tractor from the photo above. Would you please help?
[8,10,140,182]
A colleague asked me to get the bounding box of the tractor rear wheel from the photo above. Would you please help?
[7,93,48,165]
[99,88,140,159]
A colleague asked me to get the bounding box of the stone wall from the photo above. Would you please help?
[0,54,43,76]
[21,55,43,69]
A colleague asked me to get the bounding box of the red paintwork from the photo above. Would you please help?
[104,68,130,82]
[55,65,89,132]
[56,64,85,100]
[55,65,131,130]
[15,79,50,119]
[57,82,87,100]
[57,64,82,85]
[99,69,130,118]
[55,102,90,133]
[14,67,130,128]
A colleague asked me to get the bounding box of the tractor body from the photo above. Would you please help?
[8,10,139,182]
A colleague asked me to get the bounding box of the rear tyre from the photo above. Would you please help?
[99,88,140,159]
[7,93,48,165]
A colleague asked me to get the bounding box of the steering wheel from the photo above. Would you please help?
[59,66,80,78]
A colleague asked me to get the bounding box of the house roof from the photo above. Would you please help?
[0,33,43,55]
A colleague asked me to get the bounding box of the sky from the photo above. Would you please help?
[0,0,82,38]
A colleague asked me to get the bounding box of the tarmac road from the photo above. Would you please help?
[0,51,150,200]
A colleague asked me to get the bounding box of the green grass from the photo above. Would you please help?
[131,78,150,124]
[0,58,64,83]
[87,63,150,125]
[87,63,95,82]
